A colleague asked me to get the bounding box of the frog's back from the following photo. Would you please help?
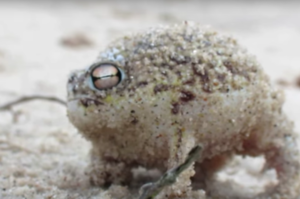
[99,22,266,95]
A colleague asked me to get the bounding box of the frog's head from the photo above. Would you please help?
[66,36,180,139]
[67,48,134,136]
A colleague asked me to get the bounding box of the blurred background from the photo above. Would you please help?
[0,1,299,198]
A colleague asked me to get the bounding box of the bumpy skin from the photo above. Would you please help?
[67,22,300,198]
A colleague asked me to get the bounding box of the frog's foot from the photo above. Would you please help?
[193,133,300,199]
[251,133,300,199]
[88,156,134,187]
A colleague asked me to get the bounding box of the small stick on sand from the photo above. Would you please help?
[0,95,66,111]
[139,144,202,199]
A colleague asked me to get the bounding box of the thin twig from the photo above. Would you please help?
[0,95,66,111]
[138,144,202,199]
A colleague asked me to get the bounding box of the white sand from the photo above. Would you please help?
[0,1,300,199]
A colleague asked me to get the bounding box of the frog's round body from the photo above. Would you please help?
[67,22,300,199]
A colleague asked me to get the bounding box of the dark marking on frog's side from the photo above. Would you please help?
[154,84,170,94]
[80,98,104,107]
[171,102,180,114]
[183,78,195,85]
[137,81,148,87]
[180,90,195,102]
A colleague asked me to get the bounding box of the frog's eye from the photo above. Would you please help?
[90,63,124,90]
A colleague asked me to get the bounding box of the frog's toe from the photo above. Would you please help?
[87,157,134,187]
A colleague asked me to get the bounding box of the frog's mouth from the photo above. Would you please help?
[68,97,104,108]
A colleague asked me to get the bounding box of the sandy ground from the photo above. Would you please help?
[0,1,300,199]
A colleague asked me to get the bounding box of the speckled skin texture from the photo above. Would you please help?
[67,22,300,198]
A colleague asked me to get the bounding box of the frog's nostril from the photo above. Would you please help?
[68,69,86,84]
[68,73,77,84]
[67,74,80,95]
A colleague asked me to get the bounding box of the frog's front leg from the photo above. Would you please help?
[161,132,197,198]
[87,148,134,187]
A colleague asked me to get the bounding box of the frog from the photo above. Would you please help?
[66,22,300,199]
